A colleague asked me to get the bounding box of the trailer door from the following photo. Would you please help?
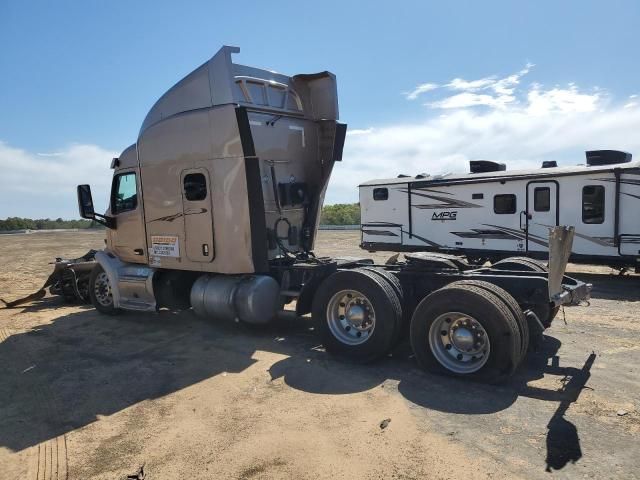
[181,169,215,262]
[526,181,558,252]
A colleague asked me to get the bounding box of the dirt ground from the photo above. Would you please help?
[0,230,639,479]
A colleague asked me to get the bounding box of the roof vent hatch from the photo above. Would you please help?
[469,160,506,174]
[585,150,632,166]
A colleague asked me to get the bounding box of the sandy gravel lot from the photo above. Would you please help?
[0,230,639,479]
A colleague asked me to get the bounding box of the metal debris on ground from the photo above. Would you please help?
[126,464,145,480]
[1,250,97,308]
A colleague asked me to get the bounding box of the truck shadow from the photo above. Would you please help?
[568,271,640,301]
[0,301,594,475]
[270,334,591,414]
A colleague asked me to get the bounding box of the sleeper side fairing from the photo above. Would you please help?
[108,46,346,274]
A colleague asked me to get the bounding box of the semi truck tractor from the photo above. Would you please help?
[74,46,591,382]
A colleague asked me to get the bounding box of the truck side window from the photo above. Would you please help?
[534,187,550,212]
[111,172,137,214]
[184,173,207,201]
[494,194,516,214]
[246,81,268,105]
[373,188,388,201]
[582,185,605,224]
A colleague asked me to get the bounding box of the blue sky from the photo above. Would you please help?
[1,0,639,218]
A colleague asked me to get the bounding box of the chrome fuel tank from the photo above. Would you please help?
[190,274,280,324]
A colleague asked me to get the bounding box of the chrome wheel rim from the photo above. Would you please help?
[326,289,376,345]
[428,312,490,374]
[94,272,113,307]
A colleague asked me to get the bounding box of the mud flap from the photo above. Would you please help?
[548,226,575,301]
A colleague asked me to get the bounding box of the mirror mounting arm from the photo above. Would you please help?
[94,213,116,229]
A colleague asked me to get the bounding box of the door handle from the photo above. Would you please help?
[520,211,528,230]
[134,248,144,256]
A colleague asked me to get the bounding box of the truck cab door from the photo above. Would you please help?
[109,170,147,263]
[181,169,215,262]
[526,181,559,253]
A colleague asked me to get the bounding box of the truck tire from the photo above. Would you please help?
[492,256,560,326]
[359,267,403,303]
[89,264,121,315]
[358,267,405,345]
[445,280,529,364]
[312,269,402,362]
[493,256,546,272]
[409,284,521,383]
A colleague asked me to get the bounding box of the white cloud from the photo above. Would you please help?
[447,77,497,92]
[428,92,515,110]
[346,128,374,136]
[406,63,534,108]
[327,90,640,204]
[36,152,63,157]
[404,83,439,100]
[526,84,602,115]
[0,142,117,218]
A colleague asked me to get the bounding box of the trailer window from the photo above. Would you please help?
[534,187,550,212]
[373,188,389,201]
[184,173,207,201]
[111,173,137,214]
[582,185,605,224]
[494,194,516,214]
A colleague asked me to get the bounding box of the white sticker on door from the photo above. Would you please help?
[151,235,180,257]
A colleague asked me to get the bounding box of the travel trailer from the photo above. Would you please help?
[71,46,590,382]
[360,152,640,271]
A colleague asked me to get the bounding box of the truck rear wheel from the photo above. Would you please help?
[493,256,546,272]
[312,269,401,362]
[492,256,559,326]
[446,280,529,364]
[358,267,405,345]
[409,284,521,383]
[89,264,121,315]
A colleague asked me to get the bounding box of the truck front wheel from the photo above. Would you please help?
[89,264,121,315]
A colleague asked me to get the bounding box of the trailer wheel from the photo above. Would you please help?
[89,264,121,315]
[445,280,529,364]
[466,256,490,266]
[312,269,401,362]
[410,284,521,383]
[492,256,560,325]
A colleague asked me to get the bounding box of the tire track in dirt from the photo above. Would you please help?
[1,326,68,479]
[29,384,69,480]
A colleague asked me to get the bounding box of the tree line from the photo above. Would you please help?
[1,203,361,231]
[0,217,103,231]
[320,203,360,225]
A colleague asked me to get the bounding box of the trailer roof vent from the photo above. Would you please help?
[541,160,557,168]
[469,160,506,174]
[586,150,632,166]
[415,173,429,179]
[397,174,410,178]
